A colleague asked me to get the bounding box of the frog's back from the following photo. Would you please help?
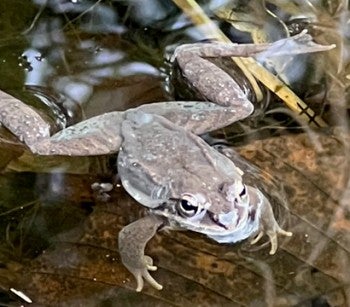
[117,111,242,208]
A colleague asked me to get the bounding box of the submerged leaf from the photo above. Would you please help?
[0,130,348,305]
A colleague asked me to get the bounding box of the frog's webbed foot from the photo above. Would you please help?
[250,225,292,255]
[125,255,162,292]
[251,196,292,255]
[118,215,165,292]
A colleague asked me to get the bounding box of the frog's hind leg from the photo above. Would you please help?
[0,90,51,147]
[161,32,334,135]
[33,112,124,156]
[174,31,334,61]
[174,32,334,113]
[135,47,256,135]
[0,91,124,156]
[135,100,253,135]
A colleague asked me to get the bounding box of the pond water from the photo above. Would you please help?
[0,0,349,306]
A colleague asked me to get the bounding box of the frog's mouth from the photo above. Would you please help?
[164,207,260,244]
[208,211,228,229]
[152,187,263,242]
[203,206,259,241]
[195,188,264,243]
[155,202,260,243]
[207,207,251,230]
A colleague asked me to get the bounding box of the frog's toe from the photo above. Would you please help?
[266,230,279,255]
[250,231,264,245]
[267,227,293,255]
[144,255,156,269]
[141,267,163,291]
[134,270,144,292]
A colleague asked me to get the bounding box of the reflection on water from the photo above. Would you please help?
[21,2,163,124]
[0,0,349,306]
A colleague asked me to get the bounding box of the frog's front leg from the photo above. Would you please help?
[250,190,292,254]
[118,215,165,292]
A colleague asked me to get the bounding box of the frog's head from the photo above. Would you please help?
[152,179,264,243]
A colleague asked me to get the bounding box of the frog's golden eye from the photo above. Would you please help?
[177,194,200,218]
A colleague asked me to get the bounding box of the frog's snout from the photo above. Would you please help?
[210,211,238,230]
[220,180,248,203]
[221,210,240,228]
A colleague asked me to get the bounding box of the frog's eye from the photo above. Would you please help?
[177,194,200,218]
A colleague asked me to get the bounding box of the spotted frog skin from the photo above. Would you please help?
[0,32,334,291]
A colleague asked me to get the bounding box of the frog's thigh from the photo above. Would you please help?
[136,100,253,135]
[32,112,125,156]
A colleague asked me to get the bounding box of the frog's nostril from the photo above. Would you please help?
[218,182,230,193]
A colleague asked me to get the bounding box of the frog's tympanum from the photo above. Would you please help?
[0,32,334,291]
